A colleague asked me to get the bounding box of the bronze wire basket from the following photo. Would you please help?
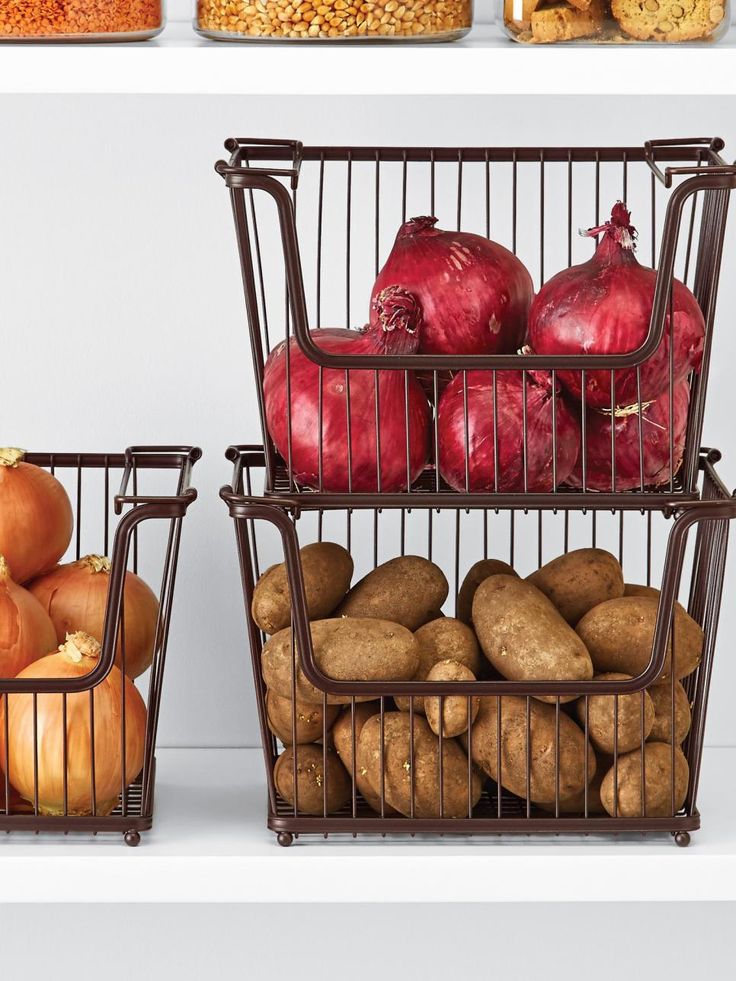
[0,447,200,846]
[224,446,735,846]
[217,138,736,845]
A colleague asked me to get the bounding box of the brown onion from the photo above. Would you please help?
[0,631,147,816]
[0,556,57,679]
[0,448,73,584]
[29,555,159,679]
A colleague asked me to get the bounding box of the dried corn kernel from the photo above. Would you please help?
[197,0,470,38]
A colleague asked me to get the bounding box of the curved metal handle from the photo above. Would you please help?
[235,495,736,700]
[219,167,729,374]
[0,497,196,696]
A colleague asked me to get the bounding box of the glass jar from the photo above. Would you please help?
[195,0,472,41]
[0,0,164,40]
[501,0,728,42]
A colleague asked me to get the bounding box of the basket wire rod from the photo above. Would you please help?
[346,151,352,328]
[484,149,491,240]
[682,186,731,491]
[233,515,279,815]
[409,696,415,820]
[402,150,408,225]
[350,699,357,820]
[669,286,675,493]
[120,609,127,816]
[374,151,380,279]
[567,152,573,268]
[228,187,277,484]
[539,150,545,285]
[687,514,730,809]
[75,461,82,560]
[512,150,518,255]
[3,695,9,816]
[611,370,617,493]
[89,688,97,816]
[317,154,325,328]
[141,515,185,813]
[104,461,110,556]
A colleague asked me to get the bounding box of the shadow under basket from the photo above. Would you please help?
[223,445,735,847]
[0,447,199,845]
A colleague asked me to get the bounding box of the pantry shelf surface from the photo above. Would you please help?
[2,21,736,95]
[2,746,736,904]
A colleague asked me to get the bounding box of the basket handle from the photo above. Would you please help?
[217,162,729,373]
[0,477,198,695]
[233,497,736,700]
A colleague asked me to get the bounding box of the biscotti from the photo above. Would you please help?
[610,0,725,40]
[531,0,605,41]
[504,0,726,41]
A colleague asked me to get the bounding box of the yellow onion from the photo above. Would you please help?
[29,555,160,679]
[0,631,147,816]
[0,556,57,679]
[0,448,73,584]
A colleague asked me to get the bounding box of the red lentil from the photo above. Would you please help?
[0,0,162,38]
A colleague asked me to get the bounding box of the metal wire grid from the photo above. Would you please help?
[223,446,735,844]
[216,138,736,505]
[0,447,199,844]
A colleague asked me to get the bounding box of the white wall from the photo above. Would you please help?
[2,94,736,749]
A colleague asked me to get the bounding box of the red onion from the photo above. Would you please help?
[371,216,534,357]
[567,380,690,492]
[437,370,580,492]
[264,287,431,492]
[527,203,704,409]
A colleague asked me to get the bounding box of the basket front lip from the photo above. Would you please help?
[220,444,728,514]
[0,445,201,696]
[217,135,736,372]
[222,443,735,699]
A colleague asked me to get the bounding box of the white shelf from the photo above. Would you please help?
[2,21,736,95]
[2,746,736,904]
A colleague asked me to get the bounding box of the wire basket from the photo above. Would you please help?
[223,445,734,845]
[216,137,736,506]
[0,447,199,845]
[218,137,736,846]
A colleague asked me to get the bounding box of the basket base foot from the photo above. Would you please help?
[277,831,294,848]
[673,831,691,848]
[124,830,141,847]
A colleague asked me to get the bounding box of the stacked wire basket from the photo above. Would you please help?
[218,136,736,846]
[0,447,199,845]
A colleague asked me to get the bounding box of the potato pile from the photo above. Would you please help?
[253,542,699,821]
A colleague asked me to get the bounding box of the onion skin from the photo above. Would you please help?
[0,449,73,585]
[437,371,581,492]
[0,556,57,680]
[264,286,431,492]
[371,216,534,357]
[0,632,147,817]
[567,381,690,492]
[28,555,160,680]
[527,203,704,409]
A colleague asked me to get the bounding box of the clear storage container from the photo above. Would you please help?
[0,0,164,40]
[501,0,728,43]
[195,0,471,41]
